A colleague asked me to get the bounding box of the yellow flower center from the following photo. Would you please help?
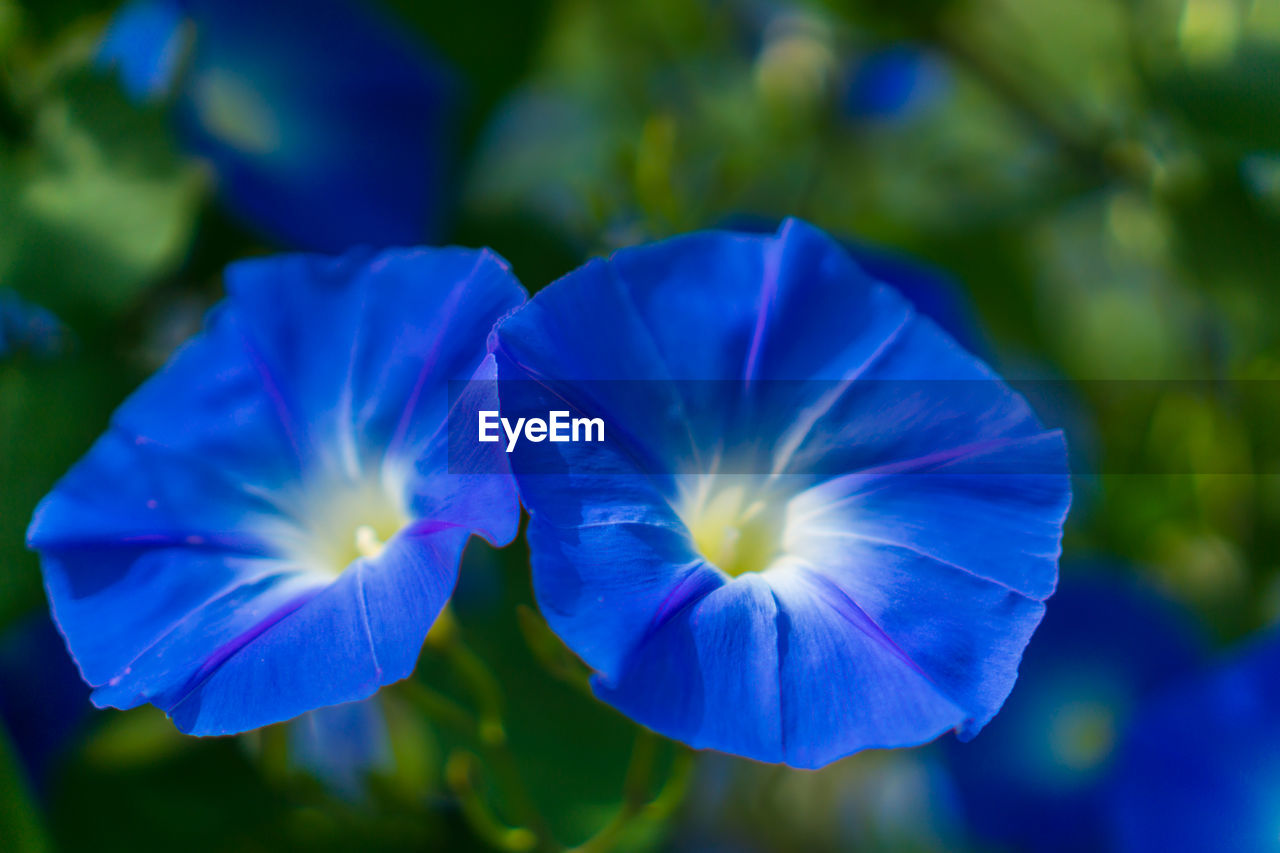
[679,479,785,577]
[352,523,392,560]
[272,474,411,577]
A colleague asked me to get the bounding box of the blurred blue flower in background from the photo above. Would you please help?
[946,571,1202,853]
[98,0,456,252]
[0,290,70,360]
[679,746,967,850]
[842,45,951,122]
[493,218,1071,767]
[0,614,90,789]
[27,247,525,735]
[288,698,392,801]
[1110,630,1280,853]
[95,0,188,101]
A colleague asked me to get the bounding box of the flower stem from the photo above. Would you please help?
[419,624,555,851]
[446,751,539,853]
[258,723,290,785]
[397,679,478,740]
[407,619,696,853]
[570,732,696,853]
[444,635,509,748]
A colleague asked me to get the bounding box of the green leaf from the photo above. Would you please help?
[0,70,205,323]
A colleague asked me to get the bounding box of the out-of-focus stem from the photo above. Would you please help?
[643,747,695,823]
[446,751,540,853]
[444,635,509,748]
[570,733,696,853]
[398,679,478,739]
[432,626,555,850]
[258,722,290,786]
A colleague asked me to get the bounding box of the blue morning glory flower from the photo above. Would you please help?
[98,0,455,252]
[27,246,525,735]
[491,218,1071,767]
[1110,630,1280,853]
[946,571,1202,853]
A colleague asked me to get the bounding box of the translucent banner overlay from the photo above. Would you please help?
[446,379,1280,476]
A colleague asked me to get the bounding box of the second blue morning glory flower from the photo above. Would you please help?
[946,571,1202,853]
[492,218,1071,768]
[1110,630,1280,853]
[27,246,525,735]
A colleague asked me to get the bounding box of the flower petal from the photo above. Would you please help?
[592,574,786,763]
[767,567,970,764]
[222,248,525,476]
[408,354,521,546]
[593,568,974,768]
[527,500,724,681]
[161,526,470,735]
[39,547,321,701]
[788,432,1071,602]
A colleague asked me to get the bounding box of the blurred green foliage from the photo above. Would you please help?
[2,0,1280,851]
